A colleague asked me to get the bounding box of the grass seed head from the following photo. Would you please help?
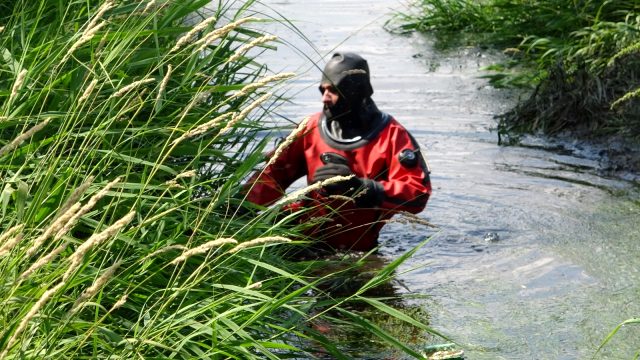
[57,176,95,216]
[65,211,135,280]
[232,72,296,99]
[195,17,259,52]
[172,15,218,52]
[143,0,157,13]
[171,238,238,264]
[172,112,234,145]
[0,233,24,257]
[9,69,27,103]
[267,116,310,168]
[274,175,353,206]
[79,79,99,104]
[245,281,263,290]
[55,177,122,241]
[222,92,272,133]
[20,243,69,280]
[110,294,128,311]
[1,282,65,357]
[229,236,291,253]
[70,260,123,314]
[87,1,115,31]
[110,78,155,99]
[65,21,107,62]
[143,245,188,261]
[155,64,172,105]
[27,202,81,257]
[0,117,51,158]
[226,35,278,64]
[0,224,24,247]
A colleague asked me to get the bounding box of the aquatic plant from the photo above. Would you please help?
[390,0,640,140]
[0,0,440,358]
[595,318,640,359]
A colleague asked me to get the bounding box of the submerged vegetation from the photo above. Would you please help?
[391,0,640,142]
[0,0,440,358]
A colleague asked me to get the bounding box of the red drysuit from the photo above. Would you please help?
[246,112,431,251]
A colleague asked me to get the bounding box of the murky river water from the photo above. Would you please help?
[252,0,640,358]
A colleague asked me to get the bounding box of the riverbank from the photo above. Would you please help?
[502,129,640,185]
[393,0,640,174]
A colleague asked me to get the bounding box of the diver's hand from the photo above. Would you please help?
[312,162,353,185]
[312,163,382,207]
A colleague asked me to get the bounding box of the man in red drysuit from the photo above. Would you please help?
[246,52,431,252]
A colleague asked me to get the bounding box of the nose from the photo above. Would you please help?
[322,89,332,102]
[322,88,338,106]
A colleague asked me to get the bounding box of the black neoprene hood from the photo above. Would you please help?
[320,52,374,101]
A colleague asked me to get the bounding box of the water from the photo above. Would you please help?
[252,0,640,358]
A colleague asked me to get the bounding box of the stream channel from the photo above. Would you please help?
[252,0,640,358]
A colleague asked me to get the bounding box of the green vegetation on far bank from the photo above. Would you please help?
[390,0,640,142]
[0,0,441,358]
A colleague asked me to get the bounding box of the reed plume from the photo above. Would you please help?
[228,236,291,253]
[221,93,272,133]
[266,116,310,168]
[195,17,258,52]
[0,117,51,158]
[64,211,135,280]
[69,260,123,314]
[0,282,65,358]
[26,202,80,257]
[54,177,122,241]
[226,35,278,64]
[110,78,155,99]
[171,238,238,264]
[9,69,27,103]
[231,72,296,99]
[172,15,218,52]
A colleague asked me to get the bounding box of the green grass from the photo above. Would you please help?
[0,0,441,358]
[594,318,640,359]
[389,0,640,140]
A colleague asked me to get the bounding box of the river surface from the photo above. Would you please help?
[251,0,640,358]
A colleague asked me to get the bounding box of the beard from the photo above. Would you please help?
[323,98,352,122]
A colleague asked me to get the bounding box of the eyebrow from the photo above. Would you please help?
[320,84,337,91]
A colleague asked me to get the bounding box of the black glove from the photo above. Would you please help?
[311,162,383,208]
[312,162,353,184]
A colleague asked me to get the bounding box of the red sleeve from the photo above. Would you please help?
[377,124,431,214]
[245,124,309,206]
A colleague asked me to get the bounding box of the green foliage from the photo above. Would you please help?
[391,0,640,140]
[0,0,438,358]
[594,318,640,359]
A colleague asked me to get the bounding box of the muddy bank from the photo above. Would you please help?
[510,131,640,184]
